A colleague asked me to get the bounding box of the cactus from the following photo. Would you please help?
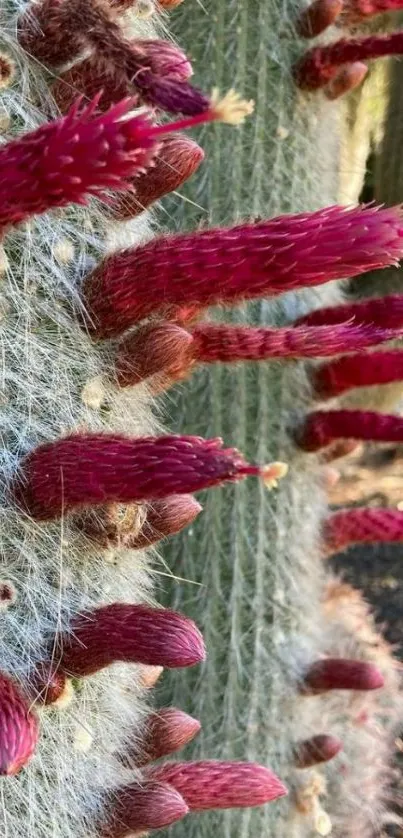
[1,1,403,838]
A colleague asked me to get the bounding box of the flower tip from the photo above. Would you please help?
[324,62,368,100]
[261,461,289,489]
[210,88,255,125]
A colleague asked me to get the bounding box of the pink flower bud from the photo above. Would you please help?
[82,205,403,339]
[131,708,201,766]
[0,673,39,775]
[295,293,403,330]
[314,350,403,399]
[296,409,403,452]
[324,62,368,100]
[147,761,288,809]
[296,0,343,38]
[116,323,195,388]
[323,507,403,554]
[301,658,384,693]
[58,603,206,676]
[11,433,262,521]
[320,439,360,462]
[0,96,161,229]
[295,32,403,91]
[110,135,204,219]
[101,781,189,837]
[293,734,342,768]
[75,495,202,548]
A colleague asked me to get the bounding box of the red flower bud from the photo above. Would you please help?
[293,734,342,768]
[319,439,360,462]
[295,293,403,330]
[11,433,264,521]
[147,761,288,809]
[101,781,189,837]
[295,32,403,91]
[51,58,133,115]
[82,205,403,339]
[18,0,85,67]
[296,409,403,452]
[314,350,403,399]
[323,507,403,554]
[58,603,206,676]
[301,658,384,693]
[28,664,68,706]
[0,673,39,775]
[75,495,202,548]
[324,62,368,100]
[131,708,201,766]
[296,0,343,38]
[110,134,204,219]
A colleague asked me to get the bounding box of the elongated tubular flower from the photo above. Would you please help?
[147,761,288,809]
[293,735,342,768]
[100,781,189,837]
[75,495,202,548]
[109,135,205,220]
[82,205,403,340]
[116,321,401,390]
[10,433,267,521]
[296,410,403,452]
[0,673,39,775]
[127,708,201,766]
[296,0,343,38]
[314,351,403,399]
[295,293,403,330]
[324,62,368,100]
[0,96,165,229]
[300,658,384,694]
[295,32,403,91]
[57,603,206,676]
[323,507,403,554]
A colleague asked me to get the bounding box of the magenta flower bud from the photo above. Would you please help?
[58,603,206,676]
[0,672,39,775]
[101,781,189,837]
[0,96,165,229]
[132,39,192,80]
[296,409,403,452]
[11,433,263,521]
[129,708,201,766]
[110,134,204,219]
[323,507,403,554]
[295,293,403,330]
[296,0,343,38]
[293,734,342,768]
[314,350,403,399]
[324,62,368,100]
[301,658,384,693]
[147,761,288,809]
[75,495,202,548]
[82,205,403,339]
[295,32,403,91]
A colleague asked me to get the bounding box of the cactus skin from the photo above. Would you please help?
[156,2,403,838]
